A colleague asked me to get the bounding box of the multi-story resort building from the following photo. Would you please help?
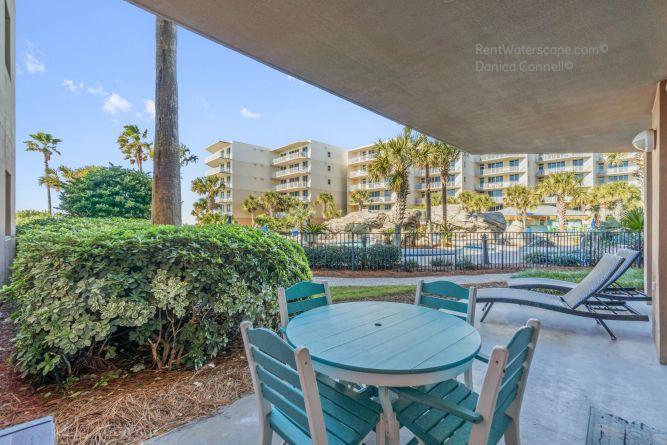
[271,140,347,214]
[474,154,537,205]
[204,141,274,224]
[204,138,641,224]
[205,140,347,224]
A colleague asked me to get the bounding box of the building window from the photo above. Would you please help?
[327,165,331,171]
[573,159,584,166]
[4,1,10,77]
[327,151,331,158]
[327,179,331,185]
[509,174,519,182]
[509,159,519,167]
[5,171,11,236]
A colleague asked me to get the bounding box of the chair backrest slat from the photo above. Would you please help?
[416,280,476,325]
[241,322,327,441]
[285,281,326,301]
[470,319,541,445]
[563,254,624,308]
[278,281,332,329]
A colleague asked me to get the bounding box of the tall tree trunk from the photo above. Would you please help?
[424,165,431,223]
[152,18,182,225]
[397,186,408,226]
[441,165,449,231]
[44,157,52,215]
[522,210,527,229]
[137,155,143,173]
[556,198,566,230]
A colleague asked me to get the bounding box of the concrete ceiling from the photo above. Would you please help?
[129,0,667,154]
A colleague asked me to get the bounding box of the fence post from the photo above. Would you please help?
[351,232,355,271]
[481,234,489,266]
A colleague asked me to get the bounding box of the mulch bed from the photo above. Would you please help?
[313,268,521,278]
[0,280,506,444]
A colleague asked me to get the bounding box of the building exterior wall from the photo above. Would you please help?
[0,0,15,284]
[204,141,273,225]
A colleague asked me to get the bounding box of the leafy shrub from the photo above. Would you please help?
[524,251,581,266]
[304,244,401,270]
[430,258,452,269]
[454,259,477,270]
[3,218,310,381]
[621,208,644,231]
[58,166,152,218]
[403,260,419,271]
[16,210,52,226]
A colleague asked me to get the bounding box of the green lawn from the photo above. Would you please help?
[330,285,415,301]
[511,267,644,289]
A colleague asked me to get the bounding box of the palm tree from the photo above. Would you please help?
[259,191,283,217]
[573,187,605,227]
[428,141,462,229]
[503,185,539,228]
[350,189,371,210]
[38,168,65,195]
[191,175,226,213]
[24,132,62,215]
[117,124,151,173]
[315,192,340,220]
[243,194,263,225]
[410,134,434,222]
[368,127,420,226]
[537,172,583,230]
[599,182,641,221]
[458,191,495,213]
[153,17,181,225]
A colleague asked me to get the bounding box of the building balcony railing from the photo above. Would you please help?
[272,151,309,165]
[349,181,390,191]
[368,196,394,203]
[348,153,377,164]
[475,182,511,190]
[348,169,369,178]
[217,196,233,203]
[605,166,632,174]
[415,181,457,190]
[205,166,232,176]
[538,153,582,161]
[273,167,310,178]
[478,165,523,175]
[537,165,585,175]
[205,151,232,165]
[275,181,310,191]
[479,154,521,161]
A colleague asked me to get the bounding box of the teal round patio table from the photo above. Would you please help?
[285,301,482,445]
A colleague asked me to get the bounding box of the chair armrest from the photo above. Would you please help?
[389,387,483,424]
[278,326,287,335]
[475,353,489,363]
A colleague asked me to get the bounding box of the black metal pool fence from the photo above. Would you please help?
[283,230,644,272]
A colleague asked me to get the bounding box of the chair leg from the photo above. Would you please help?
[596,318,617,341]
[504,419,520,445]
[480,302,494,322]
[464,368,473,390]
[259,424,273,445]
[375,414,387,445]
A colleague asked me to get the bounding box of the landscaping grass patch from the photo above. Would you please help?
[511,267,644,289]
[331,285,415,301]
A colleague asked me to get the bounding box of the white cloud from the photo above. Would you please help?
[144,99,155,119]
[62,79,84,93]
[25,52,46,73]
[86,85,108,96]
[240,107,262,119]
[103,93,132,115]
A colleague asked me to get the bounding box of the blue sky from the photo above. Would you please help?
[15,0,401,223]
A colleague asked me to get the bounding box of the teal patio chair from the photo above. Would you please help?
[415,280,477,388]
[240,321,382,445]
[390,319,541,445]
[278,281,332,330]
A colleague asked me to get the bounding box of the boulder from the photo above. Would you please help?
[324,209,389,233]
[431,204,507,232]
[506,220,525,233]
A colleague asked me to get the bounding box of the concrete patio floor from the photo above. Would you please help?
[147,300,665,444]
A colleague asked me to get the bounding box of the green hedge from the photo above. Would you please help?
[3,218,310,381]
[524,251,581,266]
[304,244,401,270]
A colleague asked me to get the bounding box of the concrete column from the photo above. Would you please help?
[650,80,667,364]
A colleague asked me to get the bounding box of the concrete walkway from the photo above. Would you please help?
[146,301,665,444]
[314,272,513,287]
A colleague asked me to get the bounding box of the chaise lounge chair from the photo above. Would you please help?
[508,248,650,302]
[476,254,649,340]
